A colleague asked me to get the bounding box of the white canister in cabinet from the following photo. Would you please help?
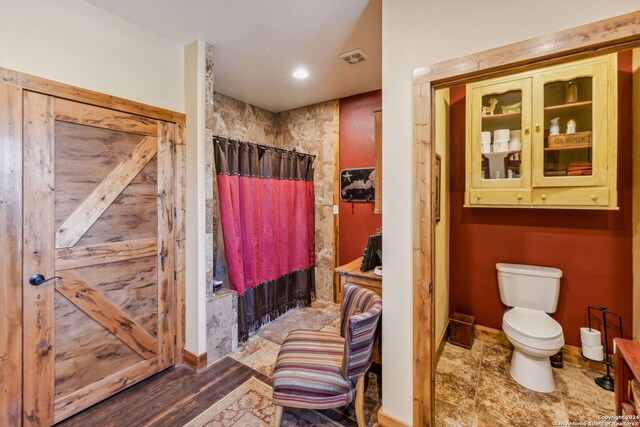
[493,129,510,142]
[550,117,560,135]
[481,143,492,154]
[494,140,509,152]
[481,131,491,144]
[567,119,576,134]
[509,141,522,152]
[510,130,521,144]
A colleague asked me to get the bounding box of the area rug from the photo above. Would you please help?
[183,376,345,427]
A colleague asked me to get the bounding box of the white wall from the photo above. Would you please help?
[0,0,184,113]
[0,0,208,352]
[184,40,208,355]
[381,1,640,424]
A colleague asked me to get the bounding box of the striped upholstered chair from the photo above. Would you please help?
[272,285,382,427]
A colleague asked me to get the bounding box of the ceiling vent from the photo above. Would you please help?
[339,48,369,65]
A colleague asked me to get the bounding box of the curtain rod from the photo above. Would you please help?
[212,134,316,159]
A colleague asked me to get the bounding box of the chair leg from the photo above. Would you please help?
[273,404,283,427]
[355,375,366,427]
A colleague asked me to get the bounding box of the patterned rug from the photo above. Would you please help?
[183,377,345,427]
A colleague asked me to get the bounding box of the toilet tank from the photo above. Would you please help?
[496,263,563,313]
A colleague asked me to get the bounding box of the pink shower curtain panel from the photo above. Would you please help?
[214,137,315,340]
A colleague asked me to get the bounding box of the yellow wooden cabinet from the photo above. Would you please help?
[465,54,617,209]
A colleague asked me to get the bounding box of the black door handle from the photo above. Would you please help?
[29,274,61,286]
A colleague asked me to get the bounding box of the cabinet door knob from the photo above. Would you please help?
[524,127,530,135]
[535,124,541,132]
[517,195,523,200]
[541,194,547,201]
[476,194,482,200]
[591,194,598,201]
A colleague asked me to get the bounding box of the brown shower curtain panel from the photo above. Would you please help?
[214,137,315,341]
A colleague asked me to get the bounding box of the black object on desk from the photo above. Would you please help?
[361,233,382,272]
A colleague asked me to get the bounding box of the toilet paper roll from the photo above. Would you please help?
[481,131,491,144]
[509,141,522,152]
[510,130,521,143]
[494,129,510,142]
[580,327,601,347]
[493,141,509,152]
[582,344,604,361]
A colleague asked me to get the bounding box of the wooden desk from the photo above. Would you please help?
[335,257,382,363]
[614,338,640,415]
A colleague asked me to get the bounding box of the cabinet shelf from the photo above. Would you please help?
[482,111,521,120]
[543,100,592,112]
[481,150,521,157]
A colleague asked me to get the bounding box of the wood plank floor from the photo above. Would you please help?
[57,357,271,427]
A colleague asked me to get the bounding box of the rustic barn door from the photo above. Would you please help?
[22,91,176,426]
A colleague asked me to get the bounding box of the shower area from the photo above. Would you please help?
[203,43,340,364]
[213,137,316,341]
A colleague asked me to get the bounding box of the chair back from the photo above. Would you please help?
[340,284,382,380]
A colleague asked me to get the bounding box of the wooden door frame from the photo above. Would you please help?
[0,68,186,427]
[411,12,640,427]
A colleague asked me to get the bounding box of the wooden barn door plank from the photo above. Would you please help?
[54,357,159,423]
[174,123,186,365]
[157,121,176,369]
[56,269,158,359]
[23,91,56,427]
[55,135,158,248]
[0,82,23,427]
[54,97,158,136]
[55,237,158,271]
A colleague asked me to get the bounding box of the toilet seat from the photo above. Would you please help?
[503,307,564,351]
[503,307,562,338]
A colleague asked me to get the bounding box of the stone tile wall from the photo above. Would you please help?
[205,289,238,363]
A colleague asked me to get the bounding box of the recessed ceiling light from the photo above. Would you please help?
[293,68,309,79]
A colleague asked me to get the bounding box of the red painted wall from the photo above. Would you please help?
[339,90,383,265]
[449,52,633,347]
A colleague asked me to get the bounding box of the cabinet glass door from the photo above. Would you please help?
[532,61,609,187]
[470,79,531,190]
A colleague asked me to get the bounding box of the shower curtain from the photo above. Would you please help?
[213,136,315,341]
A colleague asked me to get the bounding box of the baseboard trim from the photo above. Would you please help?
[378,409,411,427]
[436,322,448,364]
[474,324,511,347]
[183,349,207,372]
[473,324,609,373]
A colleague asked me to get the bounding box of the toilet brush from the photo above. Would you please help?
[583,306,622,392]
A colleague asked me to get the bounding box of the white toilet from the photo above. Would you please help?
[497,263,564,393]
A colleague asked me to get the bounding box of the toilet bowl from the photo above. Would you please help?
[502,307,564,392]
[496,263,564,393]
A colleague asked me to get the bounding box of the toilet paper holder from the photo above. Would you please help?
[582,306,623,392]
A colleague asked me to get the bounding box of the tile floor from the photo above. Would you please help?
[435,340,615,427]
[229,300,341,376]
[229,300,381,426]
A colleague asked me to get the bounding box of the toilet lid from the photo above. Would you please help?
[503,307,562,339]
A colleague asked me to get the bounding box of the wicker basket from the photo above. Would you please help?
[449,313,475,349]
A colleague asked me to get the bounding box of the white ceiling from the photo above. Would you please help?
[84,0,382,112]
